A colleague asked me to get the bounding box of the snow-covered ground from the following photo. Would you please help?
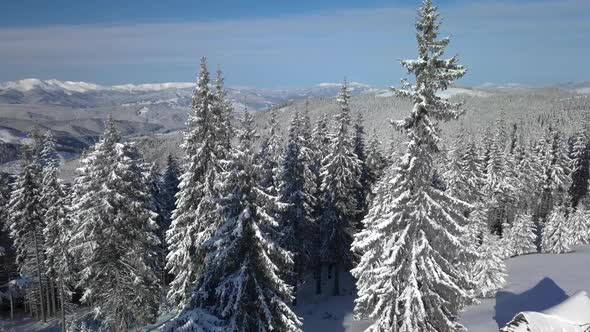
[3,245,589,331]
[461,244,590,331]
[294,245,590,332]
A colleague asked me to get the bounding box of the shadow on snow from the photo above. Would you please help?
[493,277,568,328]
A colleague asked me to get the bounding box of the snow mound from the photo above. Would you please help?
[502,291,590,332]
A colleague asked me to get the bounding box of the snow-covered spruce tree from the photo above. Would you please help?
[479,127,493,176]
[311,113,330,295]
[0,173,12,259]
[69,118,160,330]
[161,154,181,228]
[319,79,361,296]
[568,205,590,245]
[312,113,331,206]
[214,68,234,151]
[352,1,476,330]
[541,201,572,254]
[512,134,543,213]
[353,113,370,229]
[504,213,537,257]
[471,231,507,298]
[159,154,180,285]
[365,129,387,189]
[257,109,282,197]
[164,111,302,332]
[166,57,228,308]
[300,101,318,204]
[537,126,571,222]
[484,119,518,237]
[0,173,15,297]
[40,132,74,330]
[277,110,317,305]
[444,134,484,205]
[146,163,167,285]
[7,145,47,322]
[568,130,590,208]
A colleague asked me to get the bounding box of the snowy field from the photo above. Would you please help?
[461,244,590,331]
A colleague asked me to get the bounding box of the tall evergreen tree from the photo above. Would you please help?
[569,206,590,245]
[471,232,507,298]
[484,119,518,237]
[146,163,167,285]
[161,155,181,227]
[70,118,160,330]
[541,201,572,254]
[40,132,73,330]
[513,135,543,213]
[319,80,361,296]
[444,135,484,205]
[159,155,180,285]
[164,111,301,332]
[537,126,571,221]
[504,213,537,257]
[568,130,590,208]
[7,138,47,322]
[277,110,317,304]
[365,129,387,189]
[353,113,370,228]
[311,113,330,295]
[257,109,282,197]
[215,68,234,151]
[0,173,12,259]
[352,2,476,330]
[299,101,318,207]
[166,58,228,308]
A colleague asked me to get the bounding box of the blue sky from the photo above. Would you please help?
[0,0,588,87]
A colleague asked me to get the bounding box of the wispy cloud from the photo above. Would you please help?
[0,0,588,87]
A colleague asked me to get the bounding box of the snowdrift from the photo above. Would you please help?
[501,291,590,332]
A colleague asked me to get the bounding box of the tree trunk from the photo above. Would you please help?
[50,279,56,317]
[333,264,340,296]
[33,228,47,322]
[45,277,51,317]
[59,282,66,332]
[315,264,322,295]
[292,257,301,306]
[9,276,14,320]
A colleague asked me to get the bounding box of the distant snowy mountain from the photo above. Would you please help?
[0,78,386,166]
[555,82,590,94]
[0,78,104,93]
[0,78,382,110]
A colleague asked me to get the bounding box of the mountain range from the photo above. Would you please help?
[0,78,588,168]
[0,78,385,165]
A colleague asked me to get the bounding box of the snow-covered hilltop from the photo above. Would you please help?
[0,78,383,108]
